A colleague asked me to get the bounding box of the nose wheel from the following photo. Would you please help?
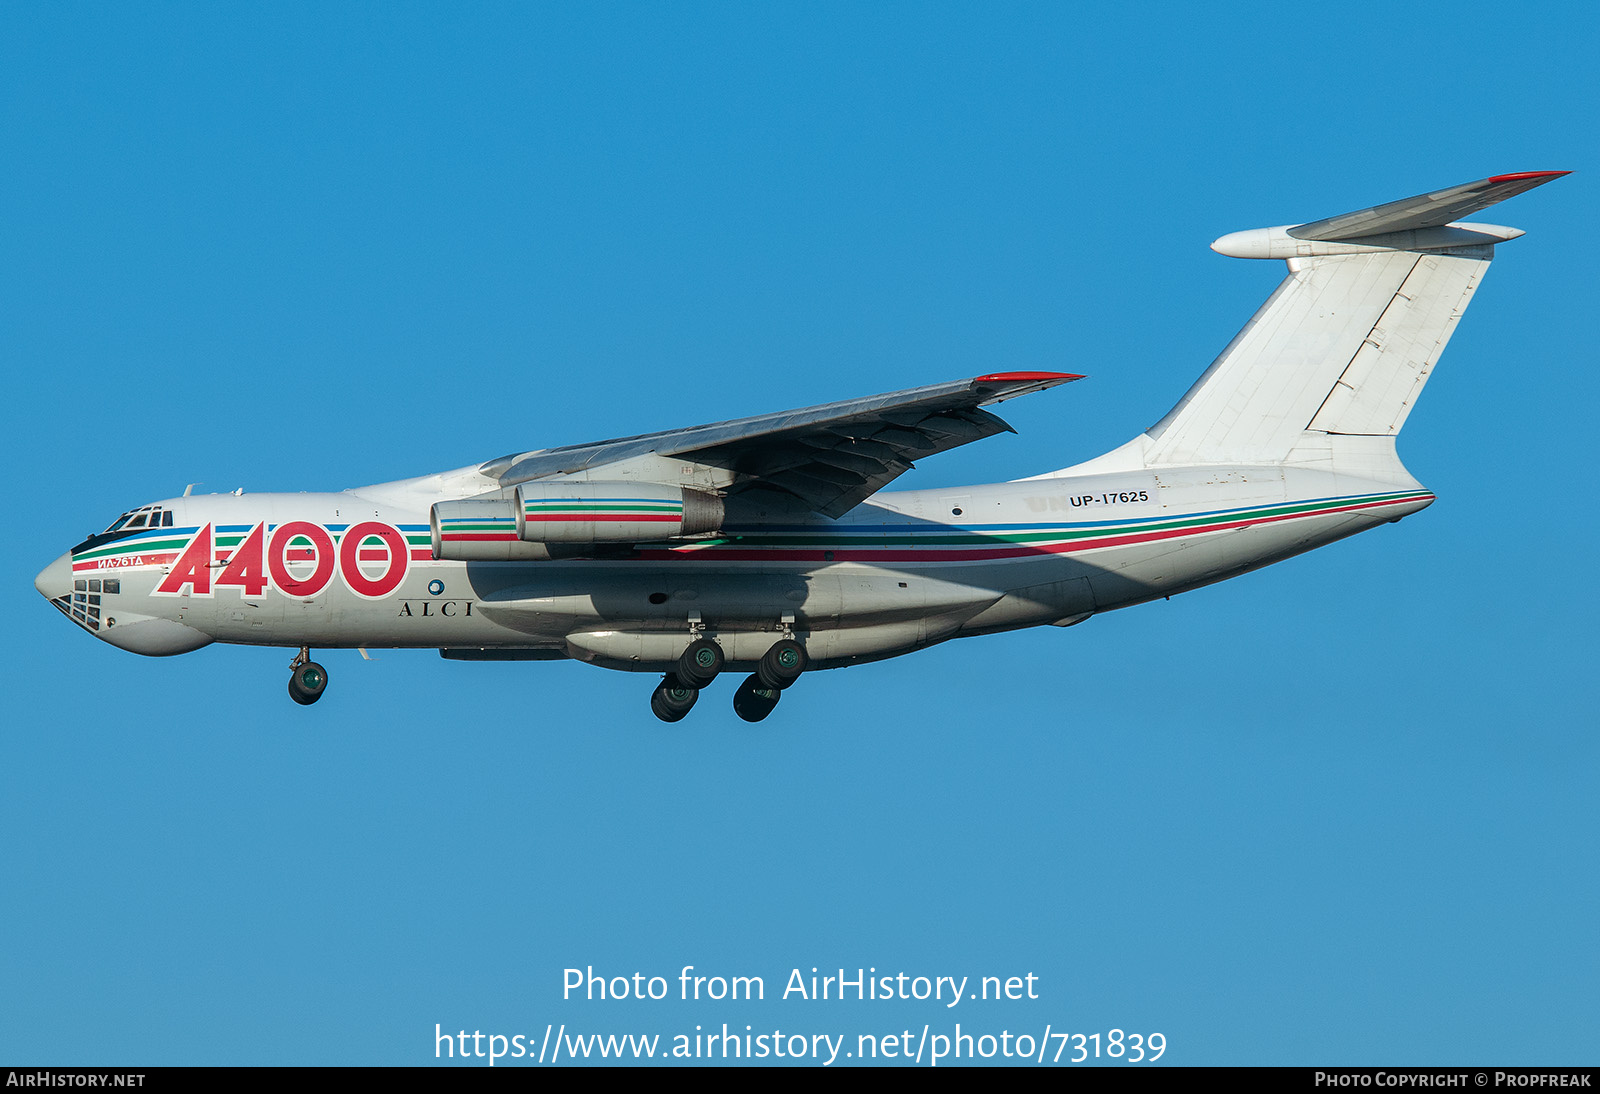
[288,647,329,706]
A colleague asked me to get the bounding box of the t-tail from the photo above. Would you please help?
[1053,171,1568,481]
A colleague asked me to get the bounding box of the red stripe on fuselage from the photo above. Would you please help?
[72,552,180,571]
[639,495,1427,563]
[526,513,682,522]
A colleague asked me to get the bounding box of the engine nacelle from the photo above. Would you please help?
[431,498,551,561]
[431,483,723,561]
[516,481,723,544]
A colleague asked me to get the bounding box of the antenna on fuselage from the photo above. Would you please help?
[183,482,201,497]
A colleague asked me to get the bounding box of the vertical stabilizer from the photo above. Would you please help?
[1130,172,1566,469]
[1144,247,1489,465]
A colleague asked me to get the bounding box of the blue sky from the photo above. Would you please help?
[3,2,1594,1066]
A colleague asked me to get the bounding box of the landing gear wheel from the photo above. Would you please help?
[650,673,699,722]
[288,661,329,706]
[676,638,724,690]
[732,673,781,723]
[756,638,807,691]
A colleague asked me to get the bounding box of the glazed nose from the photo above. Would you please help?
[34,552,72,600]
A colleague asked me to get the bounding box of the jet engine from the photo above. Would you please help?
[431,482,724,561]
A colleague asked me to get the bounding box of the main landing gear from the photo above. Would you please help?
[731,675,781,723]
[288,646,329,706]
[756,638,807,691]
[648,630,809,724]
[649,673,699,721]
[677,637,724,690]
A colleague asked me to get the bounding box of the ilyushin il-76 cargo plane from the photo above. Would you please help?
[35,172,1565,721]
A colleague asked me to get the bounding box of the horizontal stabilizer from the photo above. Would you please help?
[1287,171,1569,242]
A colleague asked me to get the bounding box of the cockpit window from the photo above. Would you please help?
[76,506,168,557]
[106,506,171,531]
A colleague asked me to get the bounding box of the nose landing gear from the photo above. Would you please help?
[288,647,329,706]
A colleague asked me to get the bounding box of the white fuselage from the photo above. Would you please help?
[38,459,1432,673]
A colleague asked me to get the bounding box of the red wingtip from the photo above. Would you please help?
[1488,170,1572,183]
[975,371,1085,383]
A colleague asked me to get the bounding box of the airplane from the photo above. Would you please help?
[34,171,1566,722]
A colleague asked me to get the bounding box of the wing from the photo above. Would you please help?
[1287,171,1569,242]
[481,371,1081,519]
